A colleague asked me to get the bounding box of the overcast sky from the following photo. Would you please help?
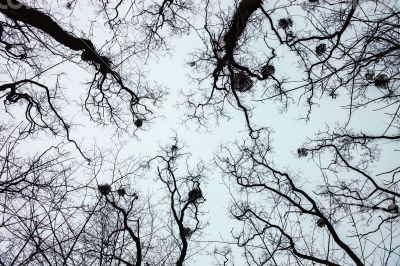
[2,1,398,265]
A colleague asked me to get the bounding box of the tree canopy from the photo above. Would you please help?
[1,0,399,265]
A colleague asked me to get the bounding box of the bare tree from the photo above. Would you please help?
[180,1,400,264]
[0,123,87,265]
[185,0,399,133]
[79,140,207,266]
[147,138,207,265]
[215,136,399,265]
[0,0,200,159]
[1,2,208,265]
[2,0,399,265]
[0,128,206,266]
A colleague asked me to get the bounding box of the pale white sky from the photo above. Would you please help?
[1,0,398,265]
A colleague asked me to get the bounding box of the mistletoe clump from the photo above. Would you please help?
[134,119,144,128]
[98,184,112,196]
[117,188,126,197]
[374,74,390,88]
[315,43,327,56]
[232,71,253,92]
[188,188,203,202]
[278,18,293,30]
[182,227,192,238]
[261,64,275,79]
[297,148,308,157]
[317,219,326,227]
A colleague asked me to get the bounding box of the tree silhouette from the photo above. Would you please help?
[185,0,399,264]
[0,130,205,265]
[0,0,198,154]
[1,0,399,265]
[186,0,399,132]
[216,136,399,265]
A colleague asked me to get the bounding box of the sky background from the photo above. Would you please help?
[2,1,398,265]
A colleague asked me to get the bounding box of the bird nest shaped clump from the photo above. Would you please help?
[117,188,126,197]
[182,227,192,238]
[261,64,275,79]
[315,43,327,56]
[98,184,111,196]
[171,145,178,152]
[278,18,293,30]
[374,74,390,88]
[388,203,399,214]
[297,148,308,157]
[188,188,203,202]
[232,72,254,92]
[134,119,144,128]
[316,219,326,228]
